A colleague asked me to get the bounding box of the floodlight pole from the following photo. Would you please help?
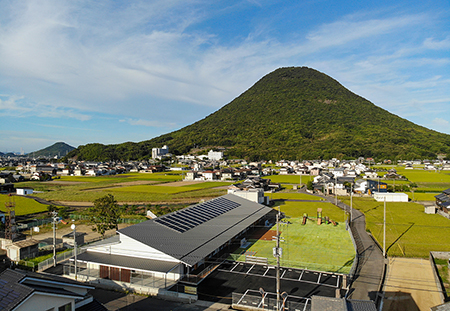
[350,184,353,223]
[276,210,280,310]
[52,211,58,267]
[383,197,386,257]
[72,221,77,280]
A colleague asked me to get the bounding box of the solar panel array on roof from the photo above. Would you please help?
[154,197,241,233]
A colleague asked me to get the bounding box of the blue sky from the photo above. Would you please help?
[1,0,449,154]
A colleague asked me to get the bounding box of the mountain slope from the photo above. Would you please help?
[67,67,450,161]
[30,142,75,157]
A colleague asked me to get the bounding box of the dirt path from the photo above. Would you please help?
[382,257,442,311]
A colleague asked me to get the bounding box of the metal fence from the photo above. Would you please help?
[69,214,146,224]
[37,248,86,272]
[63,264,178,290]
[232,290,311,311]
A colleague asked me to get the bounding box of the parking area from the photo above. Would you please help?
[197,261,345,304]
[220,261,341,288]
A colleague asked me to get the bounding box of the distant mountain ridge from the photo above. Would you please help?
[30,142,75,157]
[66,67,450,161]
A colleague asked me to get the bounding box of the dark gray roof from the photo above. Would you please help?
[0,268,94,310]
[443,188,450,195]
[119,194,273,266]
[0,269,32,311]
[77,252,180,273]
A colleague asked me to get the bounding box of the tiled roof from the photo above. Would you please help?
[119,194,273,266]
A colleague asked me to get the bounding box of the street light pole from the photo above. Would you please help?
[52,211,58,267]
[350,184,353,223]
[71,221,77,280]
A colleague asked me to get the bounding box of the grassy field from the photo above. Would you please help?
[232,216,355,273]
[263,174,313,184]
[0,194,49,215]
[341,196,450,258]
[269,192,323,201]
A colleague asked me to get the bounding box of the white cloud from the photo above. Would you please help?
[119,118,176,127]
[0,0,449,140]
[433,118,450,127]
[423,37,450,50]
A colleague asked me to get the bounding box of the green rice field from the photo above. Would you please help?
[263,174,313,184]
[110,182,232,194]
[269,192,323,201]
[340,196,450,258]
[0,194,49,215]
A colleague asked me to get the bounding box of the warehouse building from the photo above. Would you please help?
[70,194,274,292]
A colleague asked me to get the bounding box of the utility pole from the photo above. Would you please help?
[272,208,284,310]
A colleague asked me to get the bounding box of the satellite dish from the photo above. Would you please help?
[33,227,39,233]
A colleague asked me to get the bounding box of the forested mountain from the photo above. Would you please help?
[66,67,450,161]
[30,142,75,157]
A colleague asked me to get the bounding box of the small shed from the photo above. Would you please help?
[7,239,39,261]
[425,205,437,214]
[62,231,85,247]
[16,188,33,195]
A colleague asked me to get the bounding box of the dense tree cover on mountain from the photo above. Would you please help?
[65,67,450,161]
[30,142,75,157]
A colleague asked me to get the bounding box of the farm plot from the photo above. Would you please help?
[110,181,232,194]
[0,194,49,215]
[341,196,450,257]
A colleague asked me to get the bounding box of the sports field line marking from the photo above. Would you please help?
[247,264,255,274]
[263,267,270,276]
[281,269,287,278]
[298,270,304,281]
[230,262,239,272]
[317,272,322,284]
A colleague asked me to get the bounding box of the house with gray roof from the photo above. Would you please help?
[72,194,274,292]
[0,268,102,311]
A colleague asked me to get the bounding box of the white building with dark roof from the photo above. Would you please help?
[71,194,274,293]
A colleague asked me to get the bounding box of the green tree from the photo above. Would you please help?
[88,194,124,236]
[307,180,314,191]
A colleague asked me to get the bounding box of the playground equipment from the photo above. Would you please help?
[301,208,337,226]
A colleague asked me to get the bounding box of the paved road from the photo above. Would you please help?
[298,189,385,303]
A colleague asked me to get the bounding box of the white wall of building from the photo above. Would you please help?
[89,234,180,263]
[208,150,223,161]
[227,188,266,204]
[373,192,409,202]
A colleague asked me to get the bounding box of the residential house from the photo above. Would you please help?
[436,188,450,213]
[0,269,102,311]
